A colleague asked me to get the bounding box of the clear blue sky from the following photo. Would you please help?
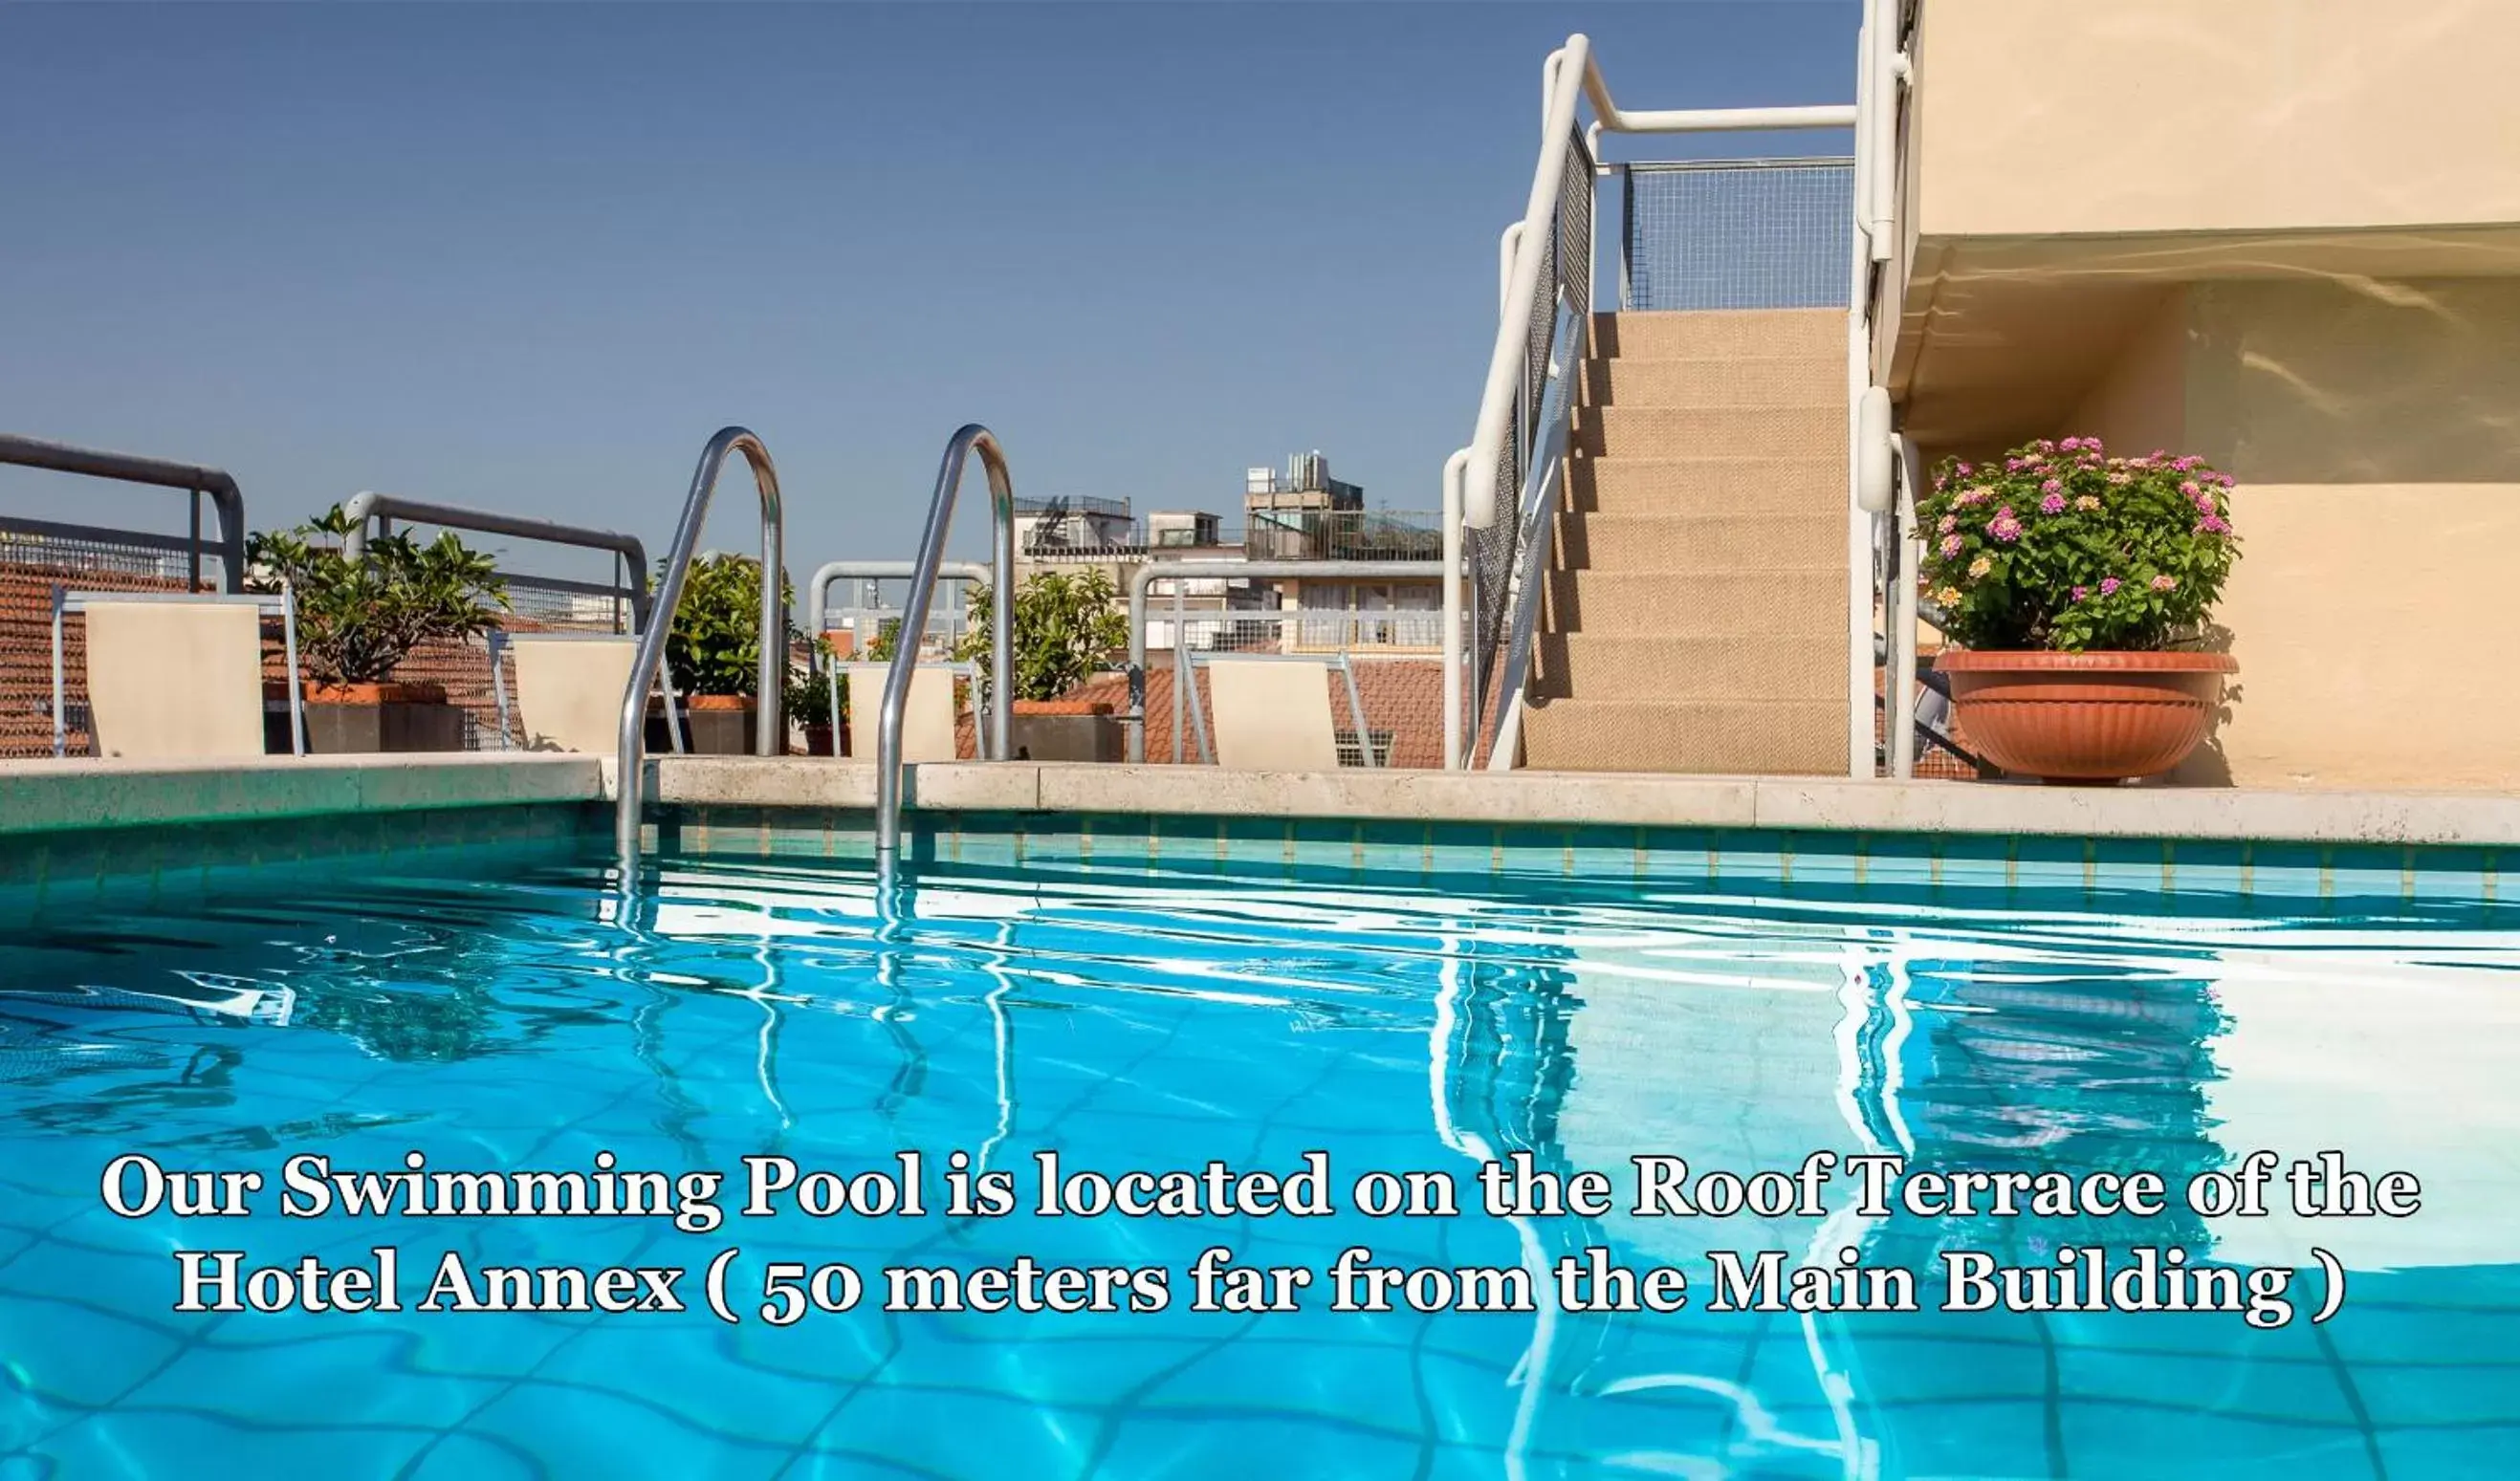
[0,1,1856,584]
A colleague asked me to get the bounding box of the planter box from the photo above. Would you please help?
[298,701,466,754]
[270,681,465,754]
[684,697,759,756]
[1011,701,1124,764]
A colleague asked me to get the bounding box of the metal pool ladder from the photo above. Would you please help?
[874,425,1017,869]
[614,426,787,881]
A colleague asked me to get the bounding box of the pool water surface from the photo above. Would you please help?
[0,835,2515,1479]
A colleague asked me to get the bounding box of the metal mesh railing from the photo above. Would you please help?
[0,523,217,757]
[1621,159,1854,312]
[1472,125,1594,745]
[1156,610,1445,655]
[500,572,635,633]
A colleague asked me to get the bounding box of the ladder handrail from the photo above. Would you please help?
[805,557,990,751]
[1125,557,1443,764]
[804,557,989,655]
[873,425,1015,867]
[614,426,786,882]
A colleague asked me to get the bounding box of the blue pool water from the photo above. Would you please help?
[2,828,2517,1478]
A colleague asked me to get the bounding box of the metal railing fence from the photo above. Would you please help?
[1618,159,1856,312]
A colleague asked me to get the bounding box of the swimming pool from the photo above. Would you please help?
[2,817,2515,1478]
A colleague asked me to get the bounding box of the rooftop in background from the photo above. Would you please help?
[1013,448,1432,561]
[1017,508,1444,562]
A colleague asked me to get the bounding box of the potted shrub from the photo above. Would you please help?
[791,641,845,756]
[662,553,792,755]
[1918,437,2240,783]
[248,508,506,753]
[954,569,1129,762]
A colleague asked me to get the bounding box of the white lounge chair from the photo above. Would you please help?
[1190,654,1372,771]
[490,631,634,753]
[488,629,694,753]
[51,588,304,759]
[846,662,967,763]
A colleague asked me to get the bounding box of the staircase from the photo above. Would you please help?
[1518,309,1850,774]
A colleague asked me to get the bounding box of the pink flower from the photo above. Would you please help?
[2173,455,2201,471]
[2213,472,2236,488]
[2194,490,2217,513]
[2196,514,2230,534]
[2180,480,2202,496]
[2034,440,2057,454]
[2041,478,2063,494]
[1940,534,1963,557]
[2151,574,2179,591]
[2071,585,2091,601]
[2039,492,2067,514]
[1987,508,2023,543]
[1938,513,1958,534]
[2100,577,2122,596]
[1957,461,1975,476]
[2060,436,2082,451]
[1954,488,1988,508]
[2005,458,2025,472]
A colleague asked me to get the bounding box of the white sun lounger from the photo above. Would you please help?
[1190,653,1371,771]
[51,588,304,759]
[846,662,970,763]
[484,630,639,753]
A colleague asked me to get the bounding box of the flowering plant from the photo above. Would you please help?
[1917,437,2239,652]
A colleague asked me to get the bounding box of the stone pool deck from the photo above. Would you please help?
[4,753,2519,847]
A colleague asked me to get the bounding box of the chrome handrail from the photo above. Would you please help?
[614,426,786,882]
[803,557,989,746]
[1124,558,1444,764]
[874,425,1015,867]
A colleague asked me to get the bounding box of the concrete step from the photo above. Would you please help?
[1575,403,1846,460]
[1534,632,1847,703]
[1568,455,1845,514]
[1521,697,1850,774]
[1581,355,1843,409]
[1590,309,1843,361]
[1544,568,1844,638]
[1553,510,1846,573]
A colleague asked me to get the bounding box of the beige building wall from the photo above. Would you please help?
[1914,0,2520,239]
[1897,1,2520,790]
[2047,278,2520,790]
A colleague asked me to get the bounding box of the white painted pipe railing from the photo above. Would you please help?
[1443,26,1887,773]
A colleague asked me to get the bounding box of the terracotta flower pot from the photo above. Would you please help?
[687,694,755,712]
[1013,698,1115,717]
[1933,650,2236,783]
[302,680,449,706]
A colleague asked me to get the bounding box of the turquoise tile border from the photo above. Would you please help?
[643,806,2508,917]
[0,801,607,928]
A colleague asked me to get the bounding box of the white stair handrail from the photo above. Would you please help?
[1441,32,1871,772]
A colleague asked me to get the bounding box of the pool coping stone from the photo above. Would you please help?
[5,754,2516,849]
